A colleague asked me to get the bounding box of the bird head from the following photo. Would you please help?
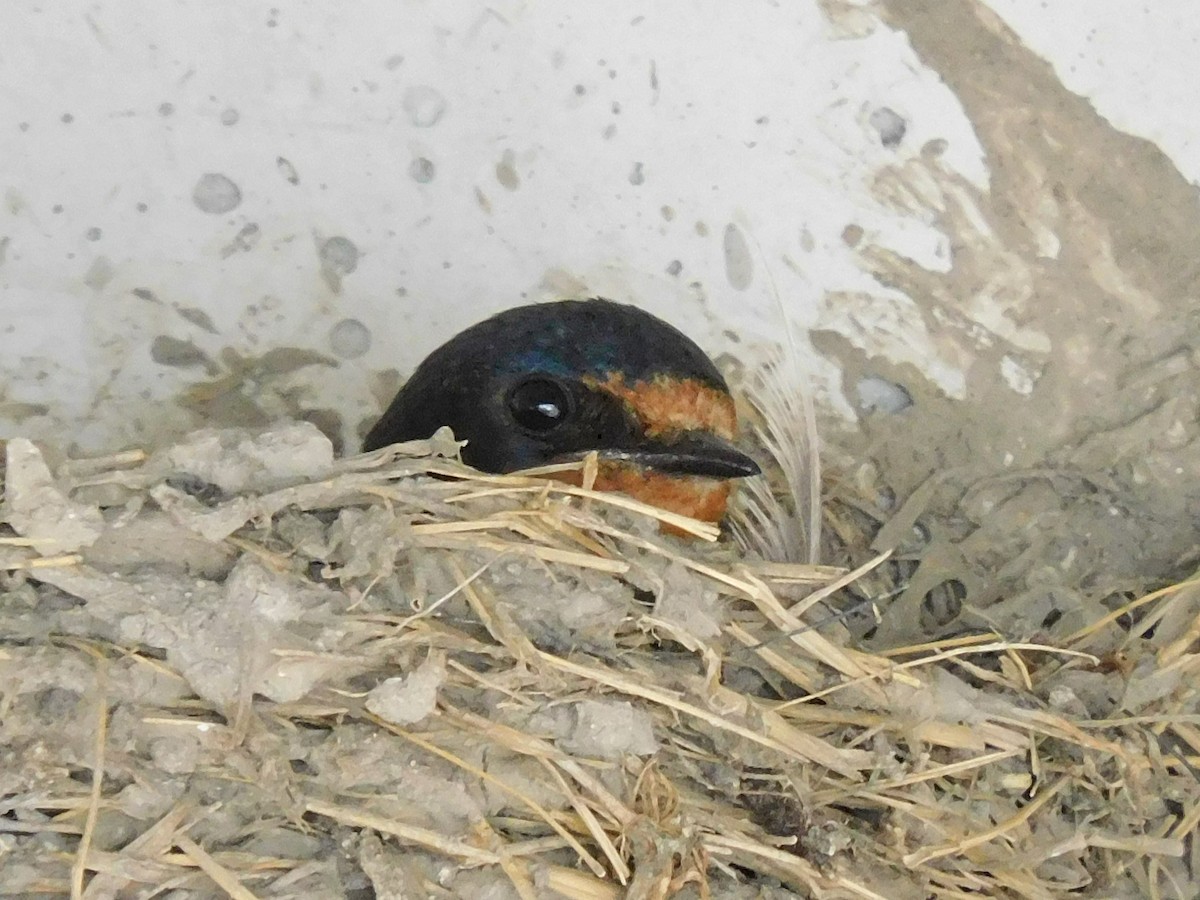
[362,299,760,522]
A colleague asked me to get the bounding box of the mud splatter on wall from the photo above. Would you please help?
[815,0,1200,643]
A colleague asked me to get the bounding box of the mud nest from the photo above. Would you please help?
[1,423,1197,898]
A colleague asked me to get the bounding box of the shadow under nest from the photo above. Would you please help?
[0,421,1197,899]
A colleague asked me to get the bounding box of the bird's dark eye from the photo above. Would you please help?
[508,377,573,434]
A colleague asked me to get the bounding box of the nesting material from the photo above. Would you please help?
[1,424,1197,898]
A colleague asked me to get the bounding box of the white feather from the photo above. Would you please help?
[725,255,822,563]
[728,341,822,563]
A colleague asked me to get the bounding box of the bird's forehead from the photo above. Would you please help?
[586,372,737,440]
[497,348,736,439]
[485,308,736,439]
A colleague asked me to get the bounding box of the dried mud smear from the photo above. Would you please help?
[817,0,1200,645]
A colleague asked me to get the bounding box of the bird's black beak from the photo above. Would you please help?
[594,430,761,479]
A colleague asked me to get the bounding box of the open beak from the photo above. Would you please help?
[593,430,761,479]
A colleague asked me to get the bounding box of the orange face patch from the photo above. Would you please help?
[585,373,738,441]
[549,462,734,524]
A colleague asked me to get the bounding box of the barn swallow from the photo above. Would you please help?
[362,298,760,522]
